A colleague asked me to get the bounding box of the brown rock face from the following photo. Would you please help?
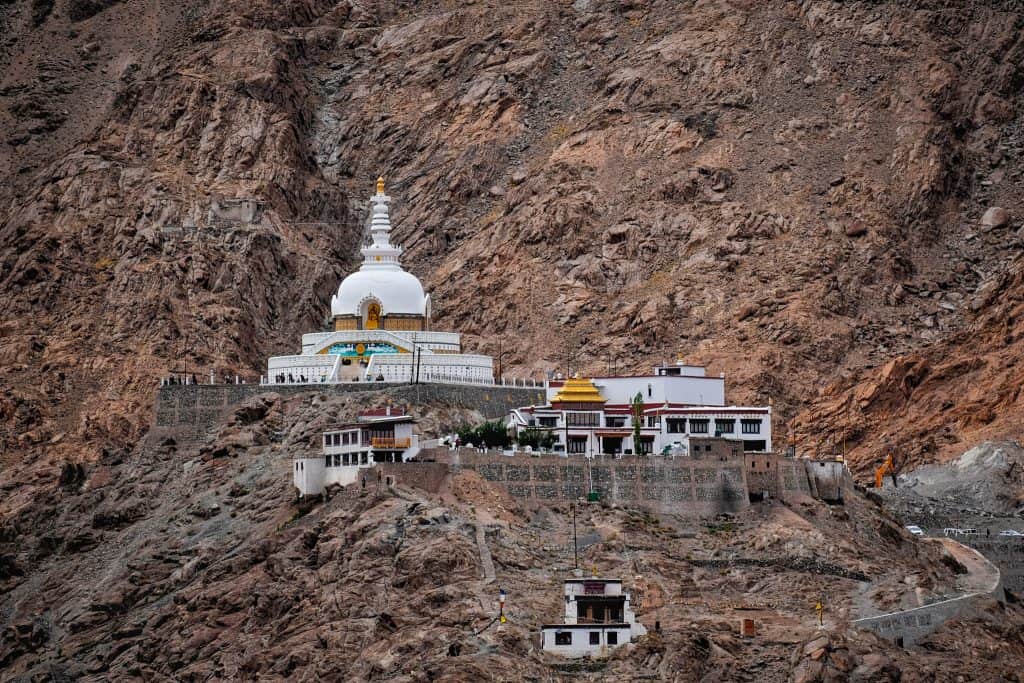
[3,391,1024,680]
[0,4,1022,471]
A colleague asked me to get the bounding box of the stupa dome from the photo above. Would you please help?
[331,269,427,317]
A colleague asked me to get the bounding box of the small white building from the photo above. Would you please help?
[541,578,647,658]
[509,362,772,456]
[292,407,420,497]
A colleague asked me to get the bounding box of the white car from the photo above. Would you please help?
[999,530,1023,537]
[905,525,925,536]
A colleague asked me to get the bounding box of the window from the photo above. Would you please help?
[589,631,600,645]
[566,412,599,427]
[637,438,654,455]
[646,415,659,428]
[323,434,329,448]
[605,416,625,428]
[607,631,618,645]
[568,437,588,454]
[538,417,558,427]
[741,419,761,434]
[333,454,340,467]
[647,383,652,397]
[324,455,331,467]
[555,632,572,646]
[667,418,686,433]
[690,419,709,434]
[715,419,735,435]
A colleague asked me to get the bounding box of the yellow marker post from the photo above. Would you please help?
[815,598,824,625]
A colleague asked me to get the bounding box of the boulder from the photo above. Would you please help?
[981,207,1009,229]
[737,302,760,321]
[845,221,868,238]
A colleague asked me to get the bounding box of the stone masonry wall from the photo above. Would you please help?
[855,541,1002,647]
[151,383,544,444]
[442,451,752,517]
[853,595,975,647]
[962,538,1022,596]
[376,462,450,494]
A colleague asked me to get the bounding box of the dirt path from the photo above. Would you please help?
[926,537,1001,594]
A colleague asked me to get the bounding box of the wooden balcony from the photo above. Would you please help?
[370,437,411,449]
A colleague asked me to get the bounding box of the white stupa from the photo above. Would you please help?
[265,178,494,385]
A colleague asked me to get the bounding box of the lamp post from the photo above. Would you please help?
[496,339,510,384]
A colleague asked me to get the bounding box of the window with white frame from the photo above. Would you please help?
[741,419,761,434]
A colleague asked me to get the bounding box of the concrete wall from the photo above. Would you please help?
[541,625,632,658]
[151,383,544,444]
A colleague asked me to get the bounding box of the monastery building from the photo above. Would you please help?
[509,361,772,456]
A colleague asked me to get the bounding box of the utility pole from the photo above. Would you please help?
[561,330,579,378]
[571,503,578,570]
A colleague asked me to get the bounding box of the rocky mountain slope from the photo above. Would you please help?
[1,1,1023,471]
[4,391,1024,680]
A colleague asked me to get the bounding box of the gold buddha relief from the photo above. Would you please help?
[366,302,381,329]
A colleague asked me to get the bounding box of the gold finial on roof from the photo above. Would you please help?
[376,176,385,194]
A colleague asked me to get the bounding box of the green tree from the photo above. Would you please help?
[456,420,511,448]
[517,427,556,450]
[631,391,644,456]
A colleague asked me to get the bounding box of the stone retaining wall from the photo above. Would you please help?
[415,450,831,516]
[151,383,544,444]
[853,593,981,648]
[962,538,1022,596]
[409,450,837,516]
[854,541,1001,647]
[440,451,752,516]
[377,462,450,494]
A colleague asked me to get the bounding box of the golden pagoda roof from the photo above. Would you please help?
[552,377,606,404]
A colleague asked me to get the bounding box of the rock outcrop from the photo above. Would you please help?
[0,1,1022,478]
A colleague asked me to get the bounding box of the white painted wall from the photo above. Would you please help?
[293,457,325,496]
[546,375,726,407]
[541,626,632,658]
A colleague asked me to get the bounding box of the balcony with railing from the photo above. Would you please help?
[370,437,411,449]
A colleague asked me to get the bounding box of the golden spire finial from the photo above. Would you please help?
[376,176,385,195]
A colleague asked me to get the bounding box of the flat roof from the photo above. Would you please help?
[563,578,622,583]
[325,416,415,430]
[550,374,724,383]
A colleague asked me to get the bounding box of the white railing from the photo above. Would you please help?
[301,329,461,354]
[258,375,544,388]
